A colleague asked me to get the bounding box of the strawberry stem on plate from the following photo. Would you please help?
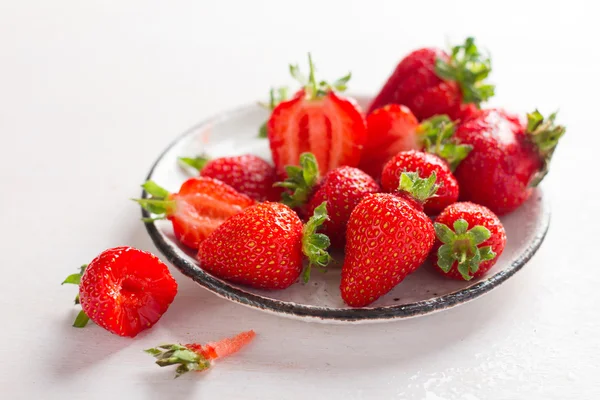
[398,171,439,203]
[418,115,473,171]
[62,264,90,328]
[301,202,332,283]
[526,110,566,187]
[275,152,320,209]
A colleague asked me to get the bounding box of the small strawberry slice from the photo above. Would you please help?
[136,178,255,249]
[431,202,506,280]
[145,330,256,378]
[63,247,178,337]
[179,154,281,202]
[267,54,366,177]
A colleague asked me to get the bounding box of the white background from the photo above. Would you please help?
[1,1,599,399]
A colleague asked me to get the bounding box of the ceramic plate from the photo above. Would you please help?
[141,96,550,323]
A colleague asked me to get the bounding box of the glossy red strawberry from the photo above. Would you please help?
[62,247,178,337]
[198,202,331,289]
[359,104,420,178]
[136,177,255,249]
[431,202,506,280]
[307,166,380,247]
[267,54,366,177]
[146,330,256,378]
[179,154,281,202]
[381,150,458,215]
[453,109,565,215]
[367,37,494,121]
[341,173,437,307]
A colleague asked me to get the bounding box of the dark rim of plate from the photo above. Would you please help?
[141,103,551,322]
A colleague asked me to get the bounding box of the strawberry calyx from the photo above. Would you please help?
[134,181,176,222]
[300,202,332,283]
[418,115,473,171]
[145,344,212,378]
[434,37,495,106]
[179,155,209,171]
[434,219,496,280]
[275,152,320,208]
[526,110,566,187]
[289,53,351,100]
[62,264,90,328]
[258,87,290,137]
[398,171,439,204]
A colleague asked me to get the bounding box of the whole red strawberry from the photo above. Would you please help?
[179,154,281,202]
[63,247,178,337]
[146,330,256,378]
[198,202,331,289]
[341,172,437,307]
[136,177,255,249]
[367,37,494,121]
[453,109,566,215]
[431,202,506,280]
[360,111,473,179]
[307,166,380,247]
[381,150,458,215]
[267,54,366,177]
[359,104,420,178]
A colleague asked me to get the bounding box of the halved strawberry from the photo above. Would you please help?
[135,178,255,249]
[267,54,366,177]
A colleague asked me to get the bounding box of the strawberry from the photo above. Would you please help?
[198,201,331,289]
[367,37,494,120]
[267,54,367,177]
[62,247,178,337]
[453,109,566,215]
[136,177,255,249]
[380,150,458,215]
[179,154,281,202]
[146,330,256,378]
[359,109,473,179]
[359,104,420,178]
[432,202,506,280]
[341,172,437,307]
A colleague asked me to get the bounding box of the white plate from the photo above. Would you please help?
[142,96,550,323]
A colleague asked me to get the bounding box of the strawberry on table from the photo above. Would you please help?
[198,201,331,289]
[62,247,178,337]
[367,37,494,121]
[453,109,566,215]
[179,154,281,202]
[267,54,366,177]
[380,150,459,215]
[432,202,506,280]
[135,177,255,249]
[276,152,380,246]
[341,172,438,307]
[146,330,256,378]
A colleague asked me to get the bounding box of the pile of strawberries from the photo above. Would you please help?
[64,38,565,375]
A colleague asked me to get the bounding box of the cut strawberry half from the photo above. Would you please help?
[267,54,366,177]
[135,177,255,249]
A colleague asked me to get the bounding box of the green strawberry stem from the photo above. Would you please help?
[62,265,90,328]
[418,115,472,171]
[434,37,495,105]
[289,53,351,100]
[398,172,439,204]
[145,344,212,378]
[258,87,290,138]
[179,156,209,171]
[526,110,566,187]
[434,219,496,280]
[301,202,332,283]
[133,181,176,222]
[274,152,320,209]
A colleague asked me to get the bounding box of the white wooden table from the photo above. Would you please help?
[1,1,599,398]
